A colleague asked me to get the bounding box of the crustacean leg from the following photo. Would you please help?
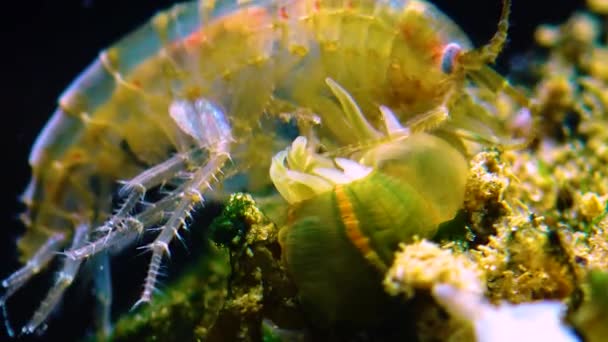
[92,252,112,338]
[21,224,89,335]
[0,233,66,336]
[1,234,66,307]
[16,224,88,335]
[64,98,232,308]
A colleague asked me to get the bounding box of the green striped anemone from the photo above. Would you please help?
[269,79,469,328]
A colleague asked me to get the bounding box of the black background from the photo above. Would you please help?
[0,0,587,341]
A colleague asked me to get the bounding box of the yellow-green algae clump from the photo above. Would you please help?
[111,2,608,340]
[113,194,304,342]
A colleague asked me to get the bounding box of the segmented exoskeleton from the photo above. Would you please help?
[1,0,526,336]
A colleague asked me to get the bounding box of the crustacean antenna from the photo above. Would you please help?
[460,0,510,70]
[461,0,532,110]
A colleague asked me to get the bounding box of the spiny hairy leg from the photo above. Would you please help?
[66,217,143,260]
[65,182,196,260]
[22,224,88,335]
[134,98,233,307]
[64,97,233,309]
[1,233,66,305]
[95,148,205,238]
[135,141,230,308]
[66,98,231,262]
[1,233,66,336]
[63,157,207,261]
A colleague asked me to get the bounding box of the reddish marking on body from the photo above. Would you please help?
[400,21,443,64]
[430,42,447,65]
[279,6,289,19]
[334,185,372,256]
[183,31,209,49]
[66,149,86,165]
[175,6,271,51]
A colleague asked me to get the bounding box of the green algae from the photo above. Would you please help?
[571,270,608,342]
[112,245,230,341]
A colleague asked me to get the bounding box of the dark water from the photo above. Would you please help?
[1,0,585,341]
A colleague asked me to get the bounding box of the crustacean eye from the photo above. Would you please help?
[441,42,462,74]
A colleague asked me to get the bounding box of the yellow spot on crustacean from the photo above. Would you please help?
[334,185,387,272]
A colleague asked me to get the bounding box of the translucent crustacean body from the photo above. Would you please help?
[1,0,525,336]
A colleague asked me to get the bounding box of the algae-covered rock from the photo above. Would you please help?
[206,193,303,341]
[112,193,304,342]
[383,240,484,300]
[112,244,230,341]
